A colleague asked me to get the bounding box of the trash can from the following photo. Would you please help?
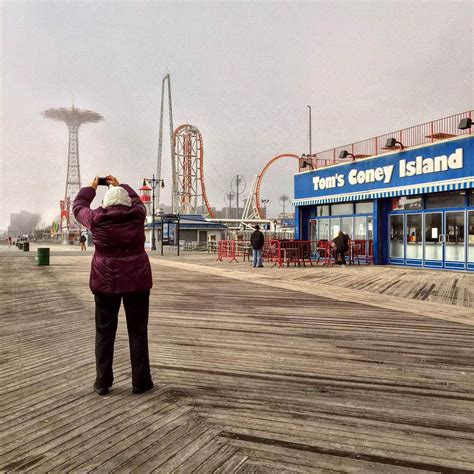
[37,247,50,266]
[18,242,23,250]
[23,242,30,252]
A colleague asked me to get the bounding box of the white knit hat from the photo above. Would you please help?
[103,186,132,208]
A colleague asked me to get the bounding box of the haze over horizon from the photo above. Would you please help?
[1,1,472,230]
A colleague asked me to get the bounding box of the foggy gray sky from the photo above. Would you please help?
[1,1,473,229]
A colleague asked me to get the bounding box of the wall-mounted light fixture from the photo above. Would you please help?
[338,150,355,161]
[385,138,404,149]
[458,118,473,130]
[300,154,315,169]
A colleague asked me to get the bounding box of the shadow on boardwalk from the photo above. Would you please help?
[1,252,474,472]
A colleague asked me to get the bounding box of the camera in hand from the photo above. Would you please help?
[98,177,108,186]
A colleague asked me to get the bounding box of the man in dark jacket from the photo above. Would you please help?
[73,175,153,395]
[333,230,349,265]
[250,224,265,268]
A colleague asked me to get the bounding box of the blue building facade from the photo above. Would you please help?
[293,135,474,271]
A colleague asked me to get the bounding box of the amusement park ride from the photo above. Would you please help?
[45,75,301,241]
[43,105,104,243]
[155,75,215,217]
[156,75,300,228]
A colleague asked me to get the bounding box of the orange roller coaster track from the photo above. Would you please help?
[173,124,215,217]
[255,153,300,218]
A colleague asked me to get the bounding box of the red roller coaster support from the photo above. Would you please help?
[173,124,215,217]
[255,153,300,218]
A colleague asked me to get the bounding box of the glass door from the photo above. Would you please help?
[468,211,474,271]
[445,211,465,269]
[405,214,422,263]
[424,212,443,267]
[389,215,404,260]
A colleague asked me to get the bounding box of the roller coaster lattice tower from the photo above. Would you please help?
[174,124,214,217]
[156,74,214,217]
[42,105,104,235]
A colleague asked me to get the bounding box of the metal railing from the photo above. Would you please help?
[302,110,473,170]
[216,239,373,267]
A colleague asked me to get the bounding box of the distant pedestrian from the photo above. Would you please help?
[73,175,153,396]
[8,236,12,247]
[250,224,265,268]
[333,231,349,265]
[79,232,87,251]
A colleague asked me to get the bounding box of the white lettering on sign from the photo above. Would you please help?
[348,165,394,186]
[310,147,464,192]
[399,148,463,177]
[313,174,345,190]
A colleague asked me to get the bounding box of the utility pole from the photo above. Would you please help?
[224,191,234,219]
[230,175,246,219]
[231,175,246,220]
[236,175,240,219]
[262,199,270,218]
[279,194,289,216]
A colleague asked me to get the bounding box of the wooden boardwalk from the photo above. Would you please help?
[175,253,474,309]
[1,252,474,472]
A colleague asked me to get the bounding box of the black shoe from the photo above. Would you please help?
[132,381,154,394]
[93,384,109,396]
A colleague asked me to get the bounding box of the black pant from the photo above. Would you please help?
[336,250,346,265]
[94,291,152,388]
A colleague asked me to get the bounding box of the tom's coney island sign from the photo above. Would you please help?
[312,148,463,190]
[294,136,474,204]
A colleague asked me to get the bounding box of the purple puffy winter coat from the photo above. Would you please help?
[73,184,153,295]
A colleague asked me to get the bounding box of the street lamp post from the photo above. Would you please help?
[144,174,165,251]
[306,105,312,156]
[262,198,270,218]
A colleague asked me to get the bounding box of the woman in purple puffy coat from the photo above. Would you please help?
[73,175,153,396]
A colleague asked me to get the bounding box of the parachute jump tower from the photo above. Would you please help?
[43,105,104,242]
[156,74,214,217]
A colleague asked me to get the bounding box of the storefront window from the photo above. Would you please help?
[316,205,330,216]
[329,218,341,240]
[354,217,366,240]
[309,220,317,241]
[331,203,353,216]
[367,217,373,240]
[340,217,352,237]
[390,215,404,258]
[406,214,422,259]
[355,201,373,214]
[468,211,474,263]
[425,191,465,209]
[391,196,423,211]
[318,219,330,240]
[469,191,474,207]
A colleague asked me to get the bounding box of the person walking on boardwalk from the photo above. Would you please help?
[79,232,87,251]
[250,224,265,268]
[73,175,153,396]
